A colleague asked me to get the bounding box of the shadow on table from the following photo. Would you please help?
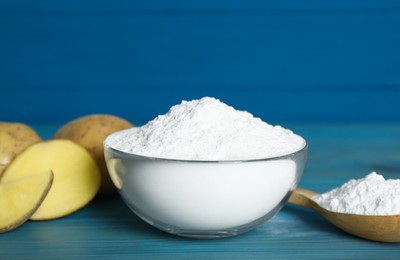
[284,205,349,236]
[89,195,175,239]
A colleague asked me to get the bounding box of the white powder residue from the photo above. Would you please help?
[105,97,305,161]
[312,172,400,215]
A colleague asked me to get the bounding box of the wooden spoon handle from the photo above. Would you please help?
[288,188,318,209]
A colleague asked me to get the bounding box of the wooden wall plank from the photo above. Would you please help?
[0,1,399,122]
[2,89,399,124]
[1,13,399,90]
[1,0,400,12]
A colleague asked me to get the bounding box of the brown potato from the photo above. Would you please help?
[53,114,133,195]
[0,122,41,176]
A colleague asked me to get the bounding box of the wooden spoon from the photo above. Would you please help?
[288,188,400,242]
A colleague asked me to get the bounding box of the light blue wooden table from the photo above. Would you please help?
[1,123,399,259]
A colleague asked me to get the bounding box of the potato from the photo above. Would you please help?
[0,171,53,233]
[53,114,133,195]
[1,140,101,220]
[0,122,41,176]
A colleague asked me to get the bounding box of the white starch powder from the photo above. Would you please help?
[312,172,400,215]
[106,97,305,160]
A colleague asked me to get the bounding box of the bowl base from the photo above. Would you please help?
[127,191,292,239]
[166,229,240,239]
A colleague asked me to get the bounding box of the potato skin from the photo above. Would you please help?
[53,114,133,195]
[0,122,41,176]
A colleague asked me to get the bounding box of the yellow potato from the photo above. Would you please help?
[1,140,101,220]
[0,171,53,233]
[53,114,133,195]
[0,122,41,176]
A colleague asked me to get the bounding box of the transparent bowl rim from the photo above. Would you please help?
[104,139,307,164]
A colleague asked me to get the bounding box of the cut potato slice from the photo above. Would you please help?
[0,171,53,233]
[1,140,101,220]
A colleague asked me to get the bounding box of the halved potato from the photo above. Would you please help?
[53,114,133,195]
[1,140,101,220]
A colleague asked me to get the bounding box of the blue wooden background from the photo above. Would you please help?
[1,0,400,124]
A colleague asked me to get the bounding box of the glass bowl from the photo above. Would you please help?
[104,140,307,239]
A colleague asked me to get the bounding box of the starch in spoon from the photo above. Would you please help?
[312,172,400,216]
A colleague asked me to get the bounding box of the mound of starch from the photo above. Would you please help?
[106,97,305,161]
[312,172,400,215]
